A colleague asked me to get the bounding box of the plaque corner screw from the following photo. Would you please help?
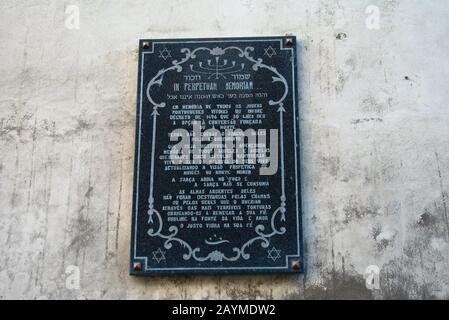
[142,41,150,49]
[133,261,142,271]
[291,260,301,271]
[285,37,294,47]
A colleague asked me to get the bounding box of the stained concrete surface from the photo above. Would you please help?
[1,0,449,299]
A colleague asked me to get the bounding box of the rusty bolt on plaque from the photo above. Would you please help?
[291,260,301,271]
[133,262,142,271]
[285,38,294,46]
[142,41,150,49]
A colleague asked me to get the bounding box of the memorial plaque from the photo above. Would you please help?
[130,36,303,275]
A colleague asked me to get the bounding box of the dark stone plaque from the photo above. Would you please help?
[130,36,303,275]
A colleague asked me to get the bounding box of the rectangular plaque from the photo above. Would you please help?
[130,36,303,275]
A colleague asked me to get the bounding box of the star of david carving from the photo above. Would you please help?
[264,46,277,58]
[158,48,172,61]
[152,247,166,263]
[267,246,281,261]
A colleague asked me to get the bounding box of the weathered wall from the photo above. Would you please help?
[1,0,449,299]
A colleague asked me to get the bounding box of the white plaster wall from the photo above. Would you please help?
[1,0,449,299]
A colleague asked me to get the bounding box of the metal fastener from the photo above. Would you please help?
[133,262,142,271]
[285,38,294,46]
[291,260,301,270]
[142,41,150,49]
